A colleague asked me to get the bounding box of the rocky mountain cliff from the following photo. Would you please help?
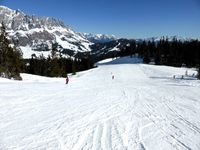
[0,6,92,58]
[0,6,118,59]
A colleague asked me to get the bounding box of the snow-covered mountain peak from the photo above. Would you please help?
[0,5,13,12]
[0,5,92,58]
[79,32,116,43]
[0,5,66,30]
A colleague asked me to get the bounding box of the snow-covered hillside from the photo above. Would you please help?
[0,5,91,58]
[0,57,200,150]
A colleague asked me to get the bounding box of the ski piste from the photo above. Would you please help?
[0,57,200,150]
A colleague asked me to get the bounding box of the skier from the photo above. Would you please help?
[112,75,114,80]
[181,75,184,79]
[185,70,188,76]
[66,75,69,84]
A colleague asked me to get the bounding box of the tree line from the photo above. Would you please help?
[110,38,200,78]
[23,50,93,77]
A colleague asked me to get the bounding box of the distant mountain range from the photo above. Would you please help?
[0,6,196,60]
[78,33,116,43]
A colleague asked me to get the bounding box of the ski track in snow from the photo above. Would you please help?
[0,57,200,150]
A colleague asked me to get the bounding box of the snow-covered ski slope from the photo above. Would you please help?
[0,57,200,150]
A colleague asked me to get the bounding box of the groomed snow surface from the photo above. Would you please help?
[0,57,200,150]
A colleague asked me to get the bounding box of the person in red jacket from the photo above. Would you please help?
[66,75,69,84]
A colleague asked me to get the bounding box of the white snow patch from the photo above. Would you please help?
[20,46,51,59]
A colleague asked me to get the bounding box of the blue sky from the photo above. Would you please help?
[1,0,200,39]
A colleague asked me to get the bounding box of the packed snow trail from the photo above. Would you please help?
[0,57,200,150]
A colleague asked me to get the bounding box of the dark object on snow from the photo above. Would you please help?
[66,75,69,84]
[112,75,115,80]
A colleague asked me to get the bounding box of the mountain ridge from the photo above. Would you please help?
[0,5,91,58]
[0,6,115,58]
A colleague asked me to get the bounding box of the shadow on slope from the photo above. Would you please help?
[96,56,143,66]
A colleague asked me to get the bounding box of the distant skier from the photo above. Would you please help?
[66,75,69,84]
[185,70,188,76]
[181,75,184,79]
[112,75,114,80]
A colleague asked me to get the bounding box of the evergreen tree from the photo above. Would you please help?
[50,58,62,77]
[51,42,59,59]
[198,67,200,79]
[72,60,76,75]
[141,41,150,64]
[143,50,150,64]
[0,22,22,80]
